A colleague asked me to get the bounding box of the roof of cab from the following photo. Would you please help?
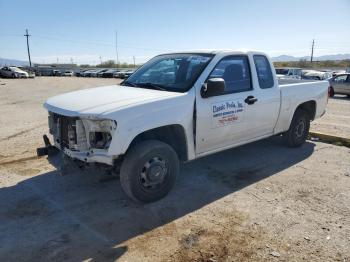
[159,49,265,55]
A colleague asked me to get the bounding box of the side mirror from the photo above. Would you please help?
[201,78,225,98]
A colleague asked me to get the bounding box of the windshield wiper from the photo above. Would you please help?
[136,82,167,91]
[121,80,137,87]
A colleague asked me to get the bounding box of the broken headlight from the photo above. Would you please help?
[80,119,117,150]
[89,132,112,149]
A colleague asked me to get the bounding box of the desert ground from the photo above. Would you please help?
[0,77,349,261]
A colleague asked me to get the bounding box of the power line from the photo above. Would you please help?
[24,29,32,67]
[31,34,171,52]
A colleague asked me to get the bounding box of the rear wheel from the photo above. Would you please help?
[282,109,310,147]
[120,140,179,203]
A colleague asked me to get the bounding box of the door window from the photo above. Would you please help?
[253,55,274,89]
[334,75,348,83]
[208,55,252,94]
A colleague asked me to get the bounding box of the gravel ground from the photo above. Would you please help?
[0,77,349,262]
[311,95,350,139]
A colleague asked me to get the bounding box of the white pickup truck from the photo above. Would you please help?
[39,50,329,203]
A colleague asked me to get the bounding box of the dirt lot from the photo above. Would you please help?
[0,77,349,262]
[311,96,350,139]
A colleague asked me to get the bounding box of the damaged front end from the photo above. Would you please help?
[37,112,117,165]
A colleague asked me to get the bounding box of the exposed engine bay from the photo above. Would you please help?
[45,112,117,165]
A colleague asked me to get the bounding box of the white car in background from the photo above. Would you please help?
[302,70,332,80]
[62,71,74,77]
[275,68,302,80]
[116,70,135,79]
[0,66,29,78]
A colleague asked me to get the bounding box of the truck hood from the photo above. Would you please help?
[44,85,183,117]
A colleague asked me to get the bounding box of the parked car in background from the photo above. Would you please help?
[82,70,97,77]
[114,71,124,78]
[26,70,35,78]
[52,70,61,76]
[101,69,118,78]
[275,68,302,80]
[332,70,346,77]
[123,70,134,79]
[18,67,36,78]
[302,70,332,80]
[96,69,109,77]
[113,70,120,78]
[75,69,88,77]
[328,73,350,97]
[116,70,135,79]
[62,70,73,77]
[90,69,107,77]
[0,66,29,78]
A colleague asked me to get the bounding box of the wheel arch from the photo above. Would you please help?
[125,124,189,161]
[294,100,317,121]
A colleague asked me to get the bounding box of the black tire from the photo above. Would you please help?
[120,140,179,203]
[329,87,335,97]
[282,109,310,147]
[12,73,16,79]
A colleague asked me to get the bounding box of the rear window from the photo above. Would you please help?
[253,55,274,89]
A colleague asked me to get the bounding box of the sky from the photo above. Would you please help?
[0,0,349,65]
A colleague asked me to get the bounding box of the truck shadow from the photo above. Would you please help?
[0,137,315,261]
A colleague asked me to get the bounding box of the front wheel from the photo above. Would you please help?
[120,140,179,203]
[329,87,335,97]
[282,109,310,147]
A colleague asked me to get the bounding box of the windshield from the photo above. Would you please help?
[123,53,213,92]
[9,67,22,72]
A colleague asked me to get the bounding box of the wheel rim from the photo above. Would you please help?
[294,119,306,139]
[139,156,168,190]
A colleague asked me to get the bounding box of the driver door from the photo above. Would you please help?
[195,55,259,154]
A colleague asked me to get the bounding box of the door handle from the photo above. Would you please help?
[244,96,258,105]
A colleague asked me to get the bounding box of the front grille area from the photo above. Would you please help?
[49,112,77,149]
[59,116,77,149]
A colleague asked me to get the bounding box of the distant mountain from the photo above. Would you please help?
[272,54,350,62]
[316,54,350,61]
[272,55,301,62]
[0,58,29,67]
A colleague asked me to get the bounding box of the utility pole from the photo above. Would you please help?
[310,39,315,63]
[133,56,136,68]
[24,29,32,67]
[99,55,102,64]
[116,31,119,67]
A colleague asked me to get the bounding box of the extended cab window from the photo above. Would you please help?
[253,55,274,89]
[208,55,252,94]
